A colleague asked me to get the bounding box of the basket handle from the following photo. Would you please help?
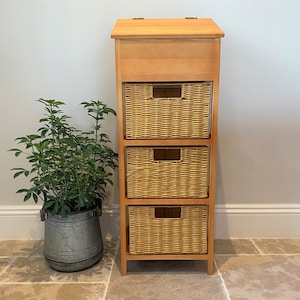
[155,207,181,218]
[153,148,181,161]
[150,84,184,99]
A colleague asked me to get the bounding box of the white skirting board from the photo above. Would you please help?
[0,205,120,240]
[215,204,300,238]
[0,204,299,240]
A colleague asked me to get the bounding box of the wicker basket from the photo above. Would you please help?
[129,205,208,254]
[124,82,211,139]
[126,146,209,198]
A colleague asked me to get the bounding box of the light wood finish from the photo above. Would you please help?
[123,198,211,205]
[125,253,210,261]
[122,139,212,146]
[111,18,224,275]
[111,18,224,39]
[115,39,217,82]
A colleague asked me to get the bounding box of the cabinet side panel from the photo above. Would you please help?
[114,39,128,275]
[207,39,222,274]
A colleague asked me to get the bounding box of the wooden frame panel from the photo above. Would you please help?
[118,39,217,82]
[112,18,224,276]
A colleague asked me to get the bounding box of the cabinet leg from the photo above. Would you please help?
[207,257,214,275]
[120,256,127,276]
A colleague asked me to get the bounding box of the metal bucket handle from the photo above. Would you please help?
[40,206,102,221]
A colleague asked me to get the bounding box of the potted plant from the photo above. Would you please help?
[10,98,118,272]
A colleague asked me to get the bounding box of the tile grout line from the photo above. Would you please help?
[250,239,264,254]
[0,256,17,278]
[214,258,231,300]
[103,239,120,300]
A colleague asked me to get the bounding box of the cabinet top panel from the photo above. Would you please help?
[111,18,224,39]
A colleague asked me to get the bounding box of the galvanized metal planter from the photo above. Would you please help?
[42,207,103,272]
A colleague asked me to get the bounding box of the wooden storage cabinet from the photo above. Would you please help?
[111,18,224,275]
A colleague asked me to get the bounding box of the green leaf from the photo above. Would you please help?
[43,200,55,209]
[13,171,25,178]
[9,148,22,153]
[24,192,32,201]
[16,189,29,194]
[33,193,39,203]
[11,167,26,171]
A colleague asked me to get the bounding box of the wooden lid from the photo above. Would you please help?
[111,18,224,39]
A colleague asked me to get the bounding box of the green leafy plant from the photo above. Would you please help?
[10,99,118,217]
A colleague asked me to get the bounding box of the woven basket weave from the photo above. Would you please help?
[126,146,209,198]
[129,205,208,254]
[124,82,211,139]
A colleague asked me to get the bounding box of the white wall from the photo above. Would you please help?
[1,0,299,239]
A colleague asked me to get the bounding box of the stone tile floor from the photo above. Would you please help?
[0,238,299,299]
